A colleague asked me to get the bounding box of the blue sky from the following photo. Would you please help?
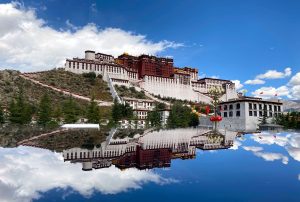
[0,0,299,99]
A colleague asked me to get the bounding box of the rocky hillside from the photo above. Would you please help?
[0,69,112,118]
[25,68,113,101]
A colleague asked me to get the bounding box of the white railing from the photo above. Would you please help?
[107,75,124,104]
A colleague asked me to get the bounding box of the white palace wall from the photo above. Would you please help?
[140,75,212,103]
[65,60,237,104]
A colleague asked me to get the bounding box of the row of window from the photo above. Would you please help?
[222,103,240,110]
[68,61,138,79]
[222,103,282,112]
[249,103,281,111]
[223,111,240,117]
[249,111,280,117]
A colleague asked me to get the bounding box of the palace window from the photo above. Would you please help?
[249,103,253,110]
[224,105,228,110]
[278,106,281,111]
[254,111,257,117]
[223,112,228,117]
[236,103,240,109]
[259,111,263,117]
[229,111,233,117]
[229,104,233,110]
[259,104,262,110]
[269,112,273,117]
[274,106,277,111]
[236,111,240,117]
[269,105,272,111]
[254,104,257,110]
[249,111,253,116]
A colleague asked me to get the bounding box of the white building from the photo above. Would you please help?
[122,97,155,120]
[218,96,283,132]
[65,50,138,84]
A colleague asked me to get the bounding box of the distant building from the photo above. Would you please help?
[219,96,283,132]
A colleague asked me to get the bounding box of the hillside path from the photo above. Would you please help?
[20,74,113,106]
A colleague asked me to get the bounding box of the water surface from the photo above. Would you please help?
[0,128,300,202]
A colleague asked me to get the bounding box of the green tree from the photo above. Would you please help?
[87,97,100,123]
[52,105,63,123]
[9,89,34,124]
[207,87,224,130]
[62,96,79,123]
[147,110,161,127]
[0,104,4,124]
[37,93,52,126]
[167,102,192,128]
[111,99,134,123]
[112,99,122,122]
[189,113,199,127]
[121,102,133,119]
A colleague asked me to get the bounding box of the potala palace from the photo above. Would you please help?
[65,50,237,103]
[64,50,283,132]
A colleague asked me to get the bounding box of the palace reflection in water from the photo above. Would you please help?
[62,128,236,171]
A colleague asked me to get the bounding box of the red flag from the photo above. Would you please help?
[205,106,210,115]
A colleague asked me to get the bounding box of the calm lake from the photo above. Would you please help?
[0,128,300,202]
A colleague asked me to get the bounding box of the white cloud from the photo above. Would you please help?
[288,72,300,99]
[231,80,243,90]
[229,140,242,150]
[251,86,290,99]
[286,147,300,162]
[290,85,300,99]
[243,146,263,152]
[254,151,289,164]
[0,146,176,202]
[256,67,292,80]
[0,3,183,72]
[244,79,265,85]
[242,144,289,164]
[289,72,300,86]
[250,133,289,147]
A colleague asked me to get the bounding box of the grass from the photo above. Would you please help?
[32,68,113,101]
[115,85,149,99]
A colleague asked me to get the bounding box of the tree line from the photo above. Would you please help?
[0,89,101,127]
[146,102,199,128]
[0,91,201,129]
[275,112,300,129]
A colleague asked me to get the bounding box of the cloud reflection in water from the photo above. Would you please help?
[0,146,177,202]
